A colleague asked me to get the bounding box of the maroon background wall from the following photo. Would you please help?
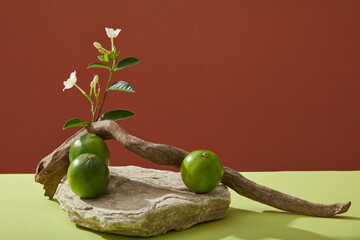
[0,0,359,173]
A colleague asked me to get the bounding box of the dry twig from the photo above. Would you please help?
[35,120,351,217]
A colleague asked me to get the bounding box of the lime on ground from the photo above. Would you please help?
[181,149,223,193]
[69,133,110,165]
[67,153,110,198]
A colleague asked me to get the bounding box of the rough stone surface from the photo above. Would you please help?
[56,165,231,237]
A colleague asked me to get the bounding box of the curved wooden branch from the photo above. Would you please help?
[35,120,351,217]
[221,167,350,217]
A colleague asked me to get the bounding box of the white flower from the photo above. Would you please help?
[63,71,77,91]
[90,75,99,88]
[105,27,121,39]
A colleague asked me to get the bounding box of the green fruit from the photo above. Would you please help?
[69,133,110,165]
[67,153,110,198]
[181,150,223,193]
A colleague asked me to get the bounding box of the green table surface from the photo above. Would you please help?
[1,171,359,240]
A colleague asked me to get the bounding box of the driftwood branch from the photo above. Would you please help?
[35,120,351,217]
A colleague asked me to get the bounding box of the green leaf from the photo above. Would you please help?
[98,110,136,121]
[87,62,111,70]
[109,51,117,61]
[108,81,135,93]
[104,53,109,62]
[115,57,140,71]
[97,55,106,62]
[63,118,91,129]
[97,54,109,62]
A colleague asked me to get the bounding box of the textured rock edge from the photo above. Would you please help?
[56,166,231,237]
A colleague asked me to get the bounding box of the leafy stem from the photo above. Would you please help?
[95,47,119,121]
[63,27,139,129]
[96,70,114,121]
[93,88,100,122]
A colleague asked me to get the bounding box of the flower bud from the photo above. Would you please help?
[93,42,102,49]
[90,75,99,88]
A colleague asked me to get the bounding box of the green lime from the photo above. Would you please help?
[67,153,110,198]
[69,133,110,165]
[181,149,223,193]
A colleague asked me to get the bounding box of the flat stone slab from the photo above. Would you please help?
[56,165,231,237]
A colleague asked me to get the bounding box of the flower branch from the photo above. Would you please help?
[63,27,140,129]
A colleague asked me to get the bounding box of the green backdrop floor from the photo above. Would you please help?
[1,171,359,240]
